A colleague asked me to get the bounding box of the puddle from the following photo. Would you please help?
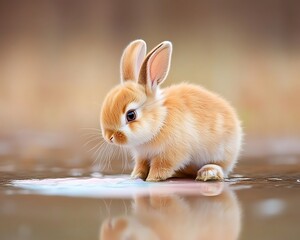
[1,156,300,240]
[4,175,242,240]
[9,176,230,198]
[100,188,241,240]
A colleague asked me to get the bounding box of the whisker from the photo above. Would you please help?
[88,136,131,174]
[91,140,106,171]
[79,127,102,132]
[79,133,102,139]
[123,149,127,173]
[123,199,128,216]
[99,142,110,172]
[92,144,103,166]
[108,146,114,171]
[125,148,131,172]
[102,199,112,218]
[83,136,103,147]
[88,141,104,153]
[95,143,106,172]
[103,144,111,172]
[122,147,128,173]
[107,145,116,171]
[120,147,130,173]
[119,146,124,172]
[80,134,102,140]
[80,132,102,140]
[121,147,125,174]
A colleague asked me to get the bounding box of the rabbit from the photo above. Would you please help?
[100,39,243,182]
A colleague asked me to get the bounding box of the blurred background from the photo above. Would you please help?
[0,0,300,173]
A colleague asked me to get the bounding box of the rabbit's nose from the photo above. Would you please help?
[105,129,114,143]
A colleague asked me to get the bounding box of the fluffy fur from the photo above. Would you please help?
[100,40,243,181]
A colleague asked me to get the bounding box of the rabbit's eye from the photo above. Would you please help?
[126,110,136,122]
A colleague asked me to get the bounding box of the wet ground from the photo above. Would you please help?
[0,155,300,240]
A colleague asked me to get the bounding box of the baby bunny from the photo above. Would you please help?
[100,40,242,181]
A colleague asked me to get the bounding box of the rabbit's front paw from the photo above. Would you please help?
[130,171,148,180]
[196,164,224,181]
[146,168,173,182]
[131,158,149,180]
[145,176,165,182]
[146,171,167,181]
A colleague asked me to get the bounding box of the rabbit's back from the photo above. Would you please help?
[161,83,242,173]
[164,83,240,134]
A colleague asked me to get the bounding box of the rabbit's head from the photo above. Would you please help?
[100,40,172,146]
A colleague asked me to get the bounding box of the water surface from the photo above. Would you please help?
[0,156,300,240]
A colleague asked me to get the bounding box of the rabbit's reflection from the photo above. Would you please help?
[100,182,241,240]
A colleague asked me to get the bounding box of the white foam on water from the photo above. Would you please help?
[9,176,230,198]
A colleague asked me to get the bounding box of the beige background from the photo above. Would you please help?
[0,1,299,170]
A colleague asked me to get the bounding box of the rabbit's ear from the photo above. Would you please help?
[138,41,172,94]
[120,39,147,83]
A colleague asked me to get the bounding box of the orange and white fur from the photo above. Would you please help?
[100,40,242,181]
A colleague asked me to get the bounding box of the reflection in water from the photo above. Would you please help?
[100,183,241,240]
